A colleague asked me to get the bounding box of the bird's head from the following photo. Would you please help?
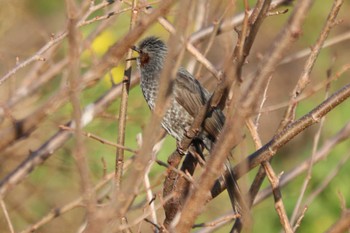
[130,37,167,71]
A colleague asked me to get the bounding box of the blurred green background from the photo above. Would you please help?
[1,0,350,232]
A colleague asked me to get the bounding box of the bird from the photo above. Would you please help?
[129,37,241,218]
[131,36,225,151]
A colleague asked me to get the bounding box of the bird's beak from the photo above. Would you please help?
[126,45,140,61]
[130,45,140,53]
[126,57,137,61]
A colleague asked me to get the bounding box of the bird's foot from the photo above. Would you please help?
[176,142,187,156]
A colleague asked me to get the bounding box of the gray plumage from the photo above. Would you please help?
[135,36,225,149]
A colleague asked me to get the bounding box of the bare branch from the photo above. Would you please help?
[0,200,15,233]
[59,125,138,153]
[0,0,118,86]
[175,1,315,231]
[0,77,139,199]
[114,0,139,198]
[254,121,350,204]
[279,0,344,129]
[325,209,350,233]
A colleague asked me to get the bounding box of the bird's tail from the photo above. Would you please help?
[224,159,251,233]
[224,160,242,214]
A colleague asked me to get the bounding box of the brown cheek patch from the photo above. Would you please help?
[140,53,150,66]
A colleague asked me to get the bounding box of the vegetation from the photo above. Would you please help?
[0,0,350,232]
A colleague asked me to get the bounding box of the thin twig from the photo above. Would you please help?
[115,0,138,196]
[325,209,350,233]
[254,121,350,205]
[0,0,117,86]
[280,31,350,65]
[143,165,158,232]
[237,80,350,179]
[247,114,292,232]
[188,0,291,43]
[279,0,344,130]
[245,75,272,209]
[290,70,332,226]
[292,153,350,232]
[0,3,125,122]
[142,135,164,232]
[0,77,140,199]
[144,218,161,231]
[0,200,15,233]
[263,162,293,233]
[293,206,308,232]
[212,81,350,201]
[157,16,222,79]
[59,125,137,153]
[192,213,240,228]
[19,171,116,233]
[261,63,350,113]
[116,194,176,232]
[304,153,350,209]
[156,160,197,185]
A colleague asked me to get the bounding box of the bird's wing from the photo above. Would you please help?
[174,68,225,141]
[174,67,209,116]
